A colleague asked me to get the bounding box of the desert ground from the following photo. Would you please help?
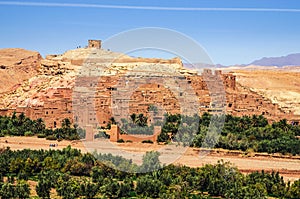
[233,69,300,115]
[1,136,299,182]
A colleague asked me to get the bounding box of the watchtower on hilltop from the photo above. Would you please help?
[88,40,101,49]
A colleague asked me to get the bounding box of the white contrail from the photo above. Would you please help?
[0,1,300,12]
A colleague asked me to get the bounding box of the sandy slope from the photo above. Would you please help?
[0,48,41,95]
[233,70,300,115]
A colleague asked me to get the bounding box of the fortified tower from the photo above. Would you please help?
[88,40,102,49]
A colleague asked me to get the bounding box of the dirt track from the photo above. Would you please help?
[1,136,299,182]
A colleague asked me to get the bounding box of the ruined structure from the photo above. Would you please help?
[88,40,101,49]
[106,125,161,142]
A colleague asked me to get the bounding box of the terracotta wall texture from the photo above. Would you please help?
[1,70,299,131]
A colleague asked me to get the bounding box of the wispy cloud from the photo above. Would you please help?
[1,1,300,12]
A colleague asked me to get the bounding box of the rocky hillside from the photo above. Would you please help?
[0,47,299,118]
[0,48,88,108]
[0,47,184,109]
[0,48,41,94]
[233,70,300,115]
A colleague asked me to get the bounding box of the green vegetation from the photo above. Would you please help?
[1,112,300,155]
[0,113,84,140]
[119,113,154,135]
[0,147,299,198]
[158,113,300,155]
[142,140,154,144]
[117,139,125,143]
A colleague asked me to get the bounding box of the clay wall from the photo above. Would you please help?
[0,69,299,133]
[109,125,161,142]
[91,70,297,126]
[88,40,101,49]
[0,88,73,128]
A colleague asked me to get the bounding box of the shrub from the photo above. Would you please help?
[66,134,80,140]
[142,140,153,144]
[117,139,125,143]
[46,135,57,140]
[126,140,133,143]
[1,129,9,135]
[37,134,46,138]
[24,131,34,137]
[94,131,108,139]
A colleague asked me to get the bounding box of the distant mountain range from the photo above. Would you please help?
[179,53,300,69]
[249,53,300,67]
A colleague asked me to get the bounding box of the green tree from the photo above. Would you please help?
[288,179,300,198]
[36,179,51,199]
[103,179,119,198]
[137,113,148,127]
[140,151,161,173]
[0,183,15,199]
[130,113,137,124]
[80,180,98,199]
[136,175,164,198]
[34,118,46,134]
[56,177,81,199]
[15,180,30,199]
[117,180,133,198]
[62,118,71,129]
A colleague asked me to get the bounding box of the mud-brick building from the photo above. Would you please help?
[0,88,73,128]
[0,40,299,130]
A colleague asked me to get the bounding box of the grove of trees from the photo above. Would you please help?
[157,113,300,155]
[0,113,84,140]
[1,112,300,155]
[0,147,299,198]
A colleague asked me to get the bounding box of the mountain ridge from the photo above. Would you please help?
[249,53,300,67]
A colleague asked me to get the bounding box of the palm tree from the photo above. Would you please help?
[34,118,46,134]
[109,117,117,125]
[130,113,137,124]
[62,118,71,129]
[137,114,148,127]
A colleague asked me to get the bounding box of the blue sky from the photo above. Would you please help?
[1,0,300,65]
